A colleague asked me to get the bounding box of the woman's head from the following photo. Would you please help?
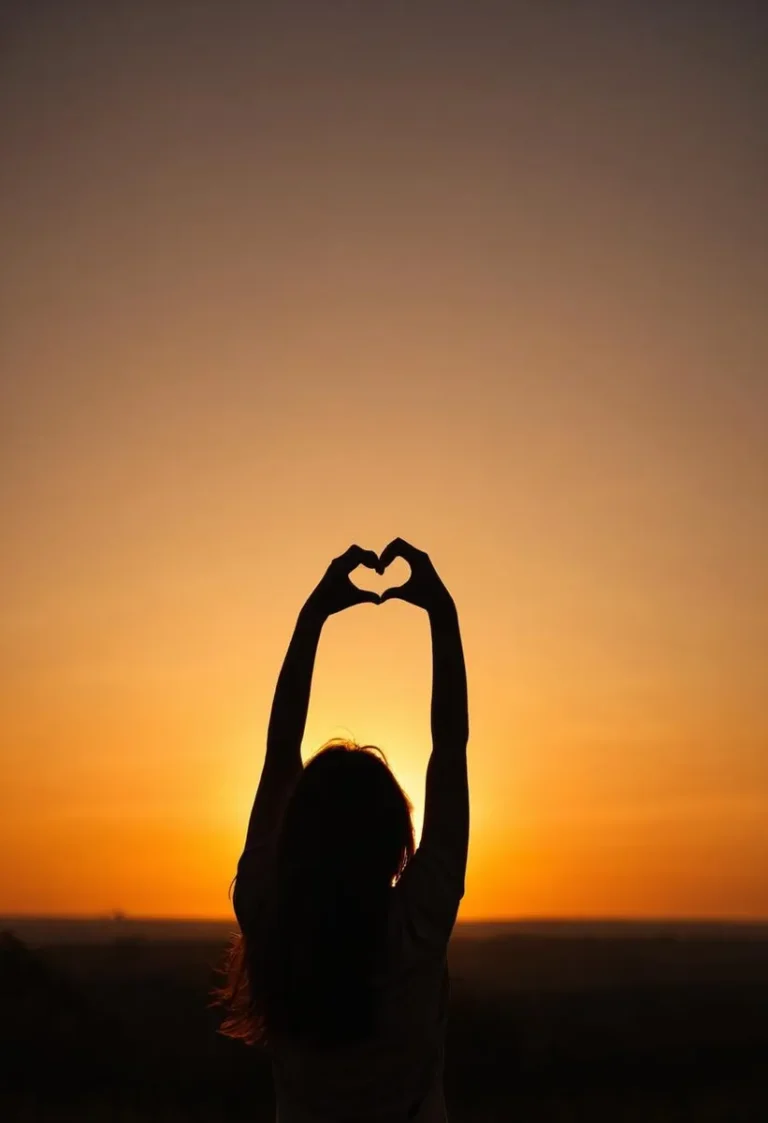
[218,740,414,1047]
[280,740,414,887]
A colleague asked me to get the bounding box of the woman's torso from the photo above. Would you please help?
[249,838,464,1123]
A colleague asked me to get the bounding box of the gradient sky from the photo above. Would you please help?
[2,1,766,919]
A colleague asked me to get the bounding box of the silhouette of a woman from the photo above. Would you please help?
[222,538,469,1123]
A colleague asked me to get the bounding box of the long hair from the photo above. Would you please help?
[217,740,415,1048]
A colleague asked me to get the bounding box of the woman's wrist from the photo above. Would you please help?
[427,589,457,624]
[300,594,328,628]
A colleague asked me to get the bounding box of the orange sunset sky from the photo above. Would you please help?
[2,2,766,920]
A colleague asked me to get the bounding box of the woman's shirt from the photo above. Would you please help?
[234,820,466,1123]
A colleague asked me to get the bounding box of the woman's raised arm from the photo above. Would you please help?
[241,545,381,852]
[379,539,469,888]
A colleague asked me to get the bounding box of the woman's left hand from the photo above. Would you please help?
[305,545,381,618]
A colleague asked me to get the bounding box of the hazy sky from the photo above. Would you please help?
[2,0,766,918]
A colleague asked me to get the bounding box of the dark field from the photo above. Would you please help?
[2,920,767,1122]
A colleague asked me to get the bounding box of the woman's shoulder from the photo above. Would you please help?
[232,837,275,928]
[391,845,463,957]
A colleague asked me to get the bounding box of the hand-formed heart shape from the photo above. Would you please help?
[350,555,412,598]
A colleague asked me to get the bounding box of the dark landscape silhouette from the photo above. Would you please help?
[2,918,767,1121]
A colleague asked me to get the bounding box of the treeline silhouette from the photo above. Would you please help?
[2,927,767,1121]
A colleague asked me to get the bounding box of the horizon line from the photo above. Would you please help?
[3,912,768,925]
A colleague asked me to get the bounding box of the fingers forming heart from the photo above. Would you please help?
[350,555,412,598]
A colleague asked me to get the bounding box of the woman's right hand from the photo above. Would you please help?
[305,544,381,618]
[378,538,452,613]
